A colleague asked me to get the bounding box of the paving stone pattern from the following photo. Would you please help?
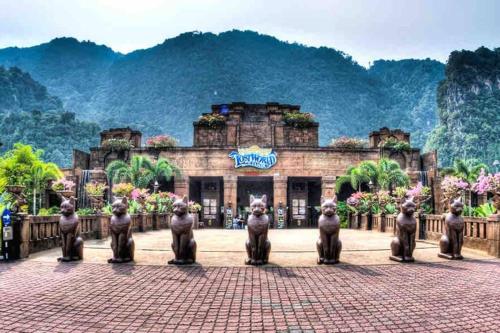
[1,260,499,332]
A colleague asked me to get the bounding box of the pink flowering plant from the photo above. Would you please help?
[188,201,202,213]
[146,135,178,148]
[472,169,500,195]
[51,179,75,192]
[441,176,469,201]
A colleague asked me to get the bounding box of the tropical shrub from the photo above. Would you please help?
[85,182,108,196]
[197,113,226,128]
[475,202,496,217]
[336,201,349,228]
[76,207,95,216]
[112,183,134,198]
[283,111,315,128]
[51,179,75,192]
[101,204,113,215]
[127,200,141,214]
[37,206,59,216]
[189,201,202,213]
[102,138,134,151]
[146,135,179,148]
[106,156,180,189]
[328,136,367,149]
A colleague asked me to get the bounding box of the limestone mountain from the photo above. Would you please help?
[425,47,500,166]
[0,66,100,166]
[0,30,444,149]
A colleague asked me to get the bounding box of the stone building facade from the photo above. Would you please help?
[71,102,438,228]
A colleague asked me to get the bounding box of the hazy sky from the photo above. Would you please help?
[1,0,499,66]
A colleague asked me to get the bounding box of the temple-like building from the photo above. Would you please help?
[69,102,439,228]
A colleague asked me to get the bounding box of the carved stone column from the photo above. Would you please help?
[321,176,336,199]
[487,214,500,258]
[273,175,288,228]
[223,175,238,223]
[174,175,189,198]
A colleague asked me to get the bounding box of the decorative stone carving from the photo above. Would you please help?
[439,199,465,260]
[317,197,342,264]
[108,197,135,263]
[168,196,197,265]
[245,195,271,265]
[390,198,417,262]
[58,197,83,262]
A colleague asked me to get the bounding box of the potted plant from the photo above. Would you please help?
[112,183,134,200]
[51,179,75,199]
[85,181,107,210]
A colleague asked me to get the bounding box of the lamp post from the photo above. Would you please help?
[154,181,159,193]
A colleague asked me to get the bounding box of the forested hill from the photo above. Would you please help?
[0,66,100,166]
[425,47,500,166]
[0,30,444,149]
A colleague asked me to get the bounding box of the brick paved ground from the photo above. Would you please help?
[1,259,499,332]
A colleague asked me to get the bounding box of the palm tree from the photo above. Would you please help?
[29,161,63,215]
[441,158,489,207]
[373,159,409,192]
[106,156,180,189]
[336,158,409,193]
[335,165,371,193]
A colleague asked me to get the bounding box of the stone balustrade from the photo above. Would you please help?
[17,212,173,257]
[346,212,500,257]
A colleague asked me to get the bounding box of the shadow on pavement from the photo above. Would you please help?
[335,264,386,276]
[53,260,83,273]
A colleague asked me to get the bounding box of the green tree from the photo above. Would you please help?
[335,165,371,193]
[0,143,62,214]
[29,161,62,215]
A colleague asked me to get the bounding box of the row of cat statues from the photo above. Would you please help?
[57,194,465,265]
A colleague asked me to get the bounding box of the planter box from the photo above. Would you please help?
[372,214,385,232]
[360,214,372,230]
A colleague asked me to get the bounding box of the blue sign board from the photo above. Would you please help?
[1,209,11,227]
[229,146,277,169]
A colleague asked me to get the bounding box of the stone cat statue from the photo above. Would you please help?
[439,198,465,260]
[108,197,135,263]
[58,197,83,262]
[168,196,197,265]
[317,197,342,264]
[245,194,271,265]
[390,197,417,262]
